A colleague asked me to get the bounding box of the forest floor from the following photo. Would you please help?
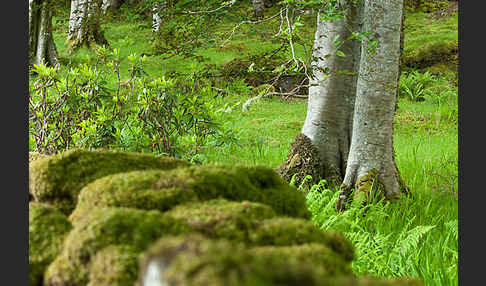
[34,2,458,285]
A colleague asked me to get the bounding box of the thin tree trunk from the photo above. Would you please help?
[102,0,120,12]
[67,0,108,49]
[152,1,167,33]
[342,0,405,202]
[252,0,264,18]
[29,0,59,67]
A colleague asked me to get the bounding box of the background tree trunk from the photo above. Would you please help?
[152,1,167,33]
[252,0,264,18]
[29,0,59,67]
[67,0,108,49]
[102,0,121,12]
[342,0,405,201]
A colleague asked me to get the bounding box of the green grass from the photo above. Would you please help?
[35,4,458,286]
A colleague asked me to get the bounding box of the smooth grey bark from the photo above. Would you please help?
[342,0,404,201]
[300,1,362,184]
[67,0,108,49]
[252,0,264,18]
[29,0,59,67]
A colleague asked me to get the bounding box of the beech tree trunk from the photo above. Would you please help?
[301,3,362,185]
[342,0,404,201]
[279,0,407,208]
[67,0,108,49]
[278,1,362,187]
[29,0,59,67]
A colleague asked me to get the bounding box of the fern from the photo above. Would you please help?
[391,225,436,259]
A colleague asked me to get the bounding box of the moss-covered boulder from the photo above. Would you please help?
[87,245,140,286]
[44,207,189,286]
[29,149,190,214]
[248,217,354,262]
[69,164,310,223]
[165,199,277,242]
[29,202,72,286]
[138,235,423,286]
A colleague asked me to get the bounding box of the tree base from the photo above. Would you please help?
[276,133,323,191]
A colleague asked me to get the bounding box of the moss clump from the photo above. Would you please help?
[404,0,449,13]
[136,234,423,286]
[249,243,353,277]
[29,202,72,286]
[29,149,190,214]
[137,234,327,286]
[69,169,198,223]
[276,133,324,189]
[402,39,458,70]
[29,152,49,163]
[165,199,276,241]
[69,164,310,221]
[87,245,140,286]
[44,207,189,286]
[139,235,419,286]
[249,218,355,262]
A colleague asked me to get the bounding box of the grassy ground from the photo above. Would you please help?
[36,3,458,285]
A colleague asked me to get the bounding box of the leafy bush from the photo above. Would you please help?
[29,46,239,158]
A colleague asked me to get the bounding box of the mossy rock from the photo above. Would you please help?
[138,235,422,286]
[160,199,353,261]
[165,199,277,241]
[29,202,72,286]
[402,39,458,70]
[87,245,140,286]
[29,152,49,163]
[44,207,189,286]
[248,217,355,262]
[29,149,190,214]
[69,164,310,222]
[137,234,333,286]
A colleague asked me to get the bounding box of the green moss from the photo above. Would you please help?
[249,243,353,276]
[29,202,72,286]
[87,245,140,286]
[140,234,422,286]
[249,218,355,262]
[165,199,277,241]
[44,207,189,286]
[69,169,198,223]
[139,235,379,286]
[29,149,190,214]
[70,164,310,221]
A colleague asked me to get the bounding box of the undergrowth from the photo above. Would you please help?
[305,182,457,286]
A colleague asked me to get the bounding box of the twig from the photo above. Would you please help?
[183,0,236,15]
[220,10,283,48]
